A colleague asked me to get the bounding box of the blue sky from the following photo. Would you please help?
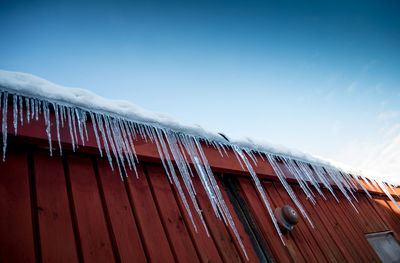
[1,0,400,178]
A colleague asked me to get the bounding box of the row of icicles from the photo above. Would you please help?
[1,90,399,259]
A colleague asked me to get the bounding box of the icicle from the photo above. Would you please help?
[244,148,258,166]
[377,181,400,211]
[266,154,314,228]
[342,172,358,191]
[257,151,265,161]
[150,127,173,183]
[231,147,285,244]
[194,137,228,223]
[155,128,178,181]
[144,125,155,143]
[214,142,225,157]
[137,123,147,141]
[129,122,138,140]
[232,147,245,170]
[325,167,358,212]
[353,175,372,199]
[163,131,199,232]
[387,183,400,200]
[153,129,204,235]
[25,98,30,123]
[38,100,42,115]
[108,118,129,176]
[361,176,375,191]
[65,107,76,151]
[75,108,85,146]
[371,179,381,190]
[114,119,134,170]
[112,120,132,174]
[311,164,339,202]
[282,157,316,205]
[117,119,138,177]
[30,98,35,120]
[71,108,79,147]
[95,114,113,169]
[181,136,220,217]
[34,99,39,121]
[101,115,123,176]
[296,161,326,200]
[218,142,229,157]
[191,140,247,259]
[123,120,138,164]
[2,92,8,161]
[177,134,195,179]
[42,102,53,156]
[18,96,23,126]
[89,112,103,157]
[60,105,66,128]
[336,171,358,202]
[12,94,18,135]
[53,103,62,155]
[81,111,89,141]
[103,115,124,178]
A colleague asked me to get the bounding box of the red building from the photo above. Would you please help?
[1,71,400,262]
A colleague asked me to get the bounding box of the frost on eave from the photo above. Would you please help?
[1,69,399,258]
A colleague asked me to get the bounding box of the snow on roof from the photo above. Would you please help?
[0,70,331,163]
[0,69,398,185]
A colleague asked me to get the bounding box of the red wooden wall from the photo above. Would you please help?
[232,176,400,263]
[1,101,400,262]
[1,139,400,263]
[0,143,258,263]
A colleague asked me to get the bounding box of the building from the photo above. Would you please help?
[1,70,400,262]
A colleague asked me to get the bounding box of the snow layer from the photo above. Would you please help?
[0,70,337,165]
[0,69,398,186]
[0,70,221,139]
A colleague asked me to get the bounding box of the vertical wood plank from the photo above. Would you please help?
[96,158,147,263]
[0,148,36,263]
[145,165,200,263]
[353,193,387,233]
[332,192,381,262]
[266,182,319,263]
[237,177,295,263]
[171,169,224,263]
[66,154,115,263]
[192,175,242,263]
[293,186,345,262]
[385,199,400,221]
[124,165,175,263]
[317,190,362,262]
[217,176,262,262]
[372,198,400,239]
[34,151,79,263]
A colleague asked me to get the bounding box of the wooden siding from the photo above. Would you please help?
[1,140,400,262]
[0,143,259,262]
[1,100,400,263]
[231,176,400,263]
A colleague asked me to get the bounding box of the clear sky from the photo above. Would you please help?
[1,0,399,180]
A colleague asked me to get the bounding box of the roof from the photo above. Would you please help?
[0,69,343,166]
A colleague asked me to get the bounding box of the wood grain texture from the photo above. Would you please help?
[124,165,175,263]
[66,154,116,263]
[34,151,79,263]
[0,147,36,263]
[96,158,147,263]
[1,138,400,262]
